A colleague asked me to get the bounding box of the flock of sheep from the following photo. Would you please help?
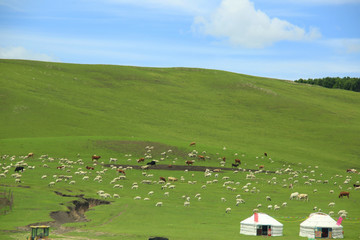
[0,146,359,221]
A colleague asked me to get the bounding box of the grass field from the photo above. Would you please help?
[0,59,360,239]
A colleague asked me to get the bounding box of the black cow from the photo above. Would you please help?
[232,163,239,168]
[147,160,156,166]
[15,166,24,172]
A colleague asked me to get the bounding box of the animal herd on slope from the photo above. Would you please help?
[1,143,359,220]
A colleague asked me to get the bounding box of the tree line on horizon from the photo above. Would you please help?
[295,77,360,92]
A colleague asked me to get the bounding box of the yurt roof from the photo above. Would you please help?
[300,212,342,228]
[240,213,283,226]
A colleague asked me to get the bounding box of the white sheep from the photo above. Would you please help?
[134,196,141,200]
[184,201,190,207]
[236,199,245,205]
[225,207,231,213]
[164,192,169,197]
[113,194,120,198]
[290,192,299,200]
[48,182,55,187]
[155,202,163,207]
[266,196,271,201]
[328,202,335,207]
[221,197,226,202]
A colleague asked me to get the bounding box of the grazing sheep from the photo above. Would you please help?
[328,202,335,207]
[69,180,75,185]
[15,178,21,183]
[144,198,150,201]
[41,175,47,179]
[236,199,245,205]
[113,194,120,198]
[297,193,309,201]
[267,205,273,210]
[274,205,280,210]
[313,189,317,193]
[225,207,231,213]
[330,190,334,194]
[253,208,259,213]
[257,204,262,208]
[148,191,154,196]
[132,185,138,190]
[48,182,55,187]
[221,197,226,202]
[164,192,169,197]
[282,202,287,207]
[266,196,271,201]
[155,202,163,207]
[134,196,141,200]
[184,201,190,207]
[329,211,334,216]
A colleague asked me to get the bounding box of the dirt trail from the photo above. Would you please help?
[104,163,275,173]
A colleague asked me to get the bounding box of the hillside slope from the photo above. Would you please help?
[0,59,359,171]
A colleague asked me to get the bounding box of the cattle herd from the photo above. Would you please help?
[0,144,359,228]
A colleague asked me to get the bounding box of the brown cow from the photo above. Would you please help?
[27,152,34,158]
[189,142,196,146]
[339,191,350,198]
[186,160,194,165]
[222,157,226,162]
[235,159,241,164]
[137,158,145,163]
[264,152,268,157]
[86,166,94,170]
[92,155,101,160]
[259,165,264,169]
[159,177,166,182]
[198,155,205,160]
[117,169,126,175]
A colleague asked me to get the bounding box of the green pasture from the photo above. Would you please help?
[0,153,359,239]
[0,59,360,239]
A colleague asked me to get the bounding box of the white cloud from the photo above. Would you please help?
[193,0,321,48]
[0,46,58,62]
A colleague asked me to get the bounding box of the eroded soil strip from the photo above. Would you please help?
[104,163,274,173]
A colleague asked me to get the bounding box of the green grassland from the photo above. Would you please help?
[0,59,360,239]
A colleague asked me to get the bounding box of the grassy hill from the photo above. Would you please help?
[1,59,359,170]
[0,59,360,239]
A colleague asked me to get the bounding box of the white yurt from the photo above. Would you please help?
[299,212,343,239]
[240,213,283,236]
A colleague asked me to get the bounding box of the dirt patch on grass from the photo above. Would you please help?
[94,140,189,158]
[104,163,274,173]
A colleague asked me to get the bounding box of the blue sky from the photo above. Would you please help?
[1,0,359,80]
